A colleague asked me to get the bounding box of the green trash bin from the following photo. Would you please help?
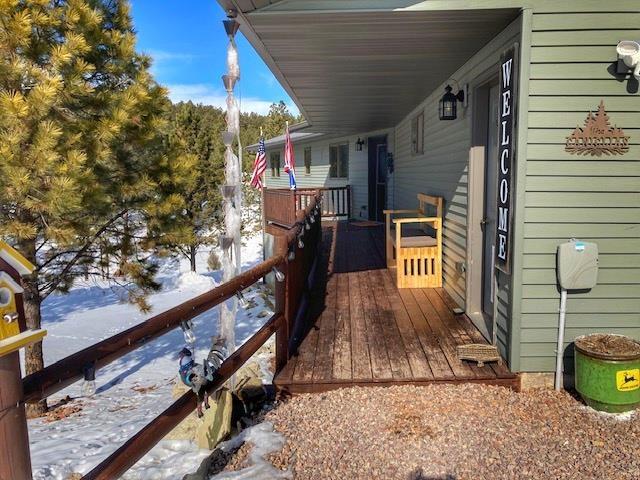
[575,334,640,413]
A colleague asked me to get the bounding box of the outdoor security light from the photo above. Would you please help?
[355,137,365,151]
[616,40,640,80]
[439,85,464,121]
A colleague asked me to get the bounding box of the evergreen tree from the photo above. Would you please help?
[0,0,192,414]
[167,102,225,271]
[262,101,297,139]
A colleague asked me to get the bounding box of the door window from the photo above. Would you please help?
[329,143,349,178]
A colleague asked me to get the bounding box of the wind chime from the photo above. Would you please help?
[219,14,243,356]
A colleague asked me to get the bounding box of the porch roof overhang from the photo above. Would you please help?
[246,131,327,151]
[217,1,520,134]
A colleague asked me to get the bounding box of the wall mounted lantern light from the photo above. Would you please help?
[355,137,365,151]
[439,84,465,120]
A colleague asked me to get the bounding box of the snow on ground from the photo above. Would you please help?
[210,422,290,480]
[27,231,274,480]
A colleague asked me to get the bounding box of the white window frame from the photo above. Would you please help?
[411,111,424,155]
[329,142,349,179]
[270,151,280,177]
[304,146,312,175]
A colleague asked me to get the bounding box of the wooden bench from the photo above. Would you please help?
[384,194,443,289]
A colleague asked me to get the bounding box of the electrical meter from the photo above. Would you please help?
[557,240,598,291]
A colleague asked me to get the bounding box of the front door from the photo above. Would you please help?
[368,136,388,222]
[481,84,500,323]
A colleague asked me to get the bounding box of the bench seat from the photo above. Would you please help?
[390,235,437,248]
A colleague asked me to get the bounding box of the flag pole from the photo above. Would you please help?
[260,126,266,265]
[285,120,296,191]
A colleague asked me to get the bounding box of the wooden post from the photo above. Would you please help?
[0,245,38,480]
[0,353,33,480]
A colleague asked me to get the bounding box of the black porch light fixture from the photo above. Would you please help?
[439,84,465,120]
[355,137,365,151]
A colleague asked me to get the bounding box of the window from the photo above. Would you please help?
[270,152,280,177]
[304,146,312,175]
[329,143,349,178]
[411,111,424,155]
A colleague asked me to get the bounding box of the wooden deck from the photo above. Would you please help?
[274,221,519,393]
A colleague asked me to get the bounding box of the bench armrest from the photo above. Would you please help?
[393,216,440,226]
[383,209,419,215]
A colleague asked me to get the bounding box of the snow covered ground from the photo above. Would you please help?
[27,231,276,480]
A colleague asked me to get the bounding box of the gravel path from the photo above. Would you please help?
[257,384,639,480]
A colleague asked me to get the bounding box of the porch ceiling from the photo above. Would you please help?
[223,6,519,133]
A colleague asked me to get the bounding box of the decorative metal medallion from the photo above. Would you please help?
[565,101,630,156]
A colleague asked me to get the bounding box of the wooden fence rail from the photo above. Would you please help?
[22,254,285,403]
[296,186,351,219]
[12,194,322,480]
[264,186,350,228]
[81,312,284,480]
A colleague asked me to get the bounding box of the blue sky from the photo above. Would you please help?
[129,1,297,115]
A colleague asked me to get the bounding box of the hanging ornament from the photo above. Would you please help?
[222,74,237,93]
[81,362,96,397]
[180,320,196,345]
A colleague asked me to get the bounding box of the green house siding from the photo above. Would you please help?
[263,129,394,220]
[518,8,640,373]
[392,19,521,359]
[248,0,640,375]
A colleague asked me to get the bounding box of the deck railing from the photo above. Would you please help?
[13,195,323,480]
[264,185,351,228]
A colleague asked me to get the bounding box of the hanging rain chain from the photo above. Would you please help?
[219,14,243,356]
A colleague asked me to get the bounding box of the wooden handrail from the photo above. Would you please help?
[81,313,284,480]
[23,194,321,404]
[16,193,322,480]
[264,186,349,225]
[22,254,286,403]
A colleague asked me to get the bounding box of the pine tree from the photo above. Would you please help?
[0,0,191,415]
[262,101,297,139]
[167,102,225,271]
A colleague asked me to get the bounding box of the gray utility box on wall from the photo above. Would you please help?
[557,240,599,291]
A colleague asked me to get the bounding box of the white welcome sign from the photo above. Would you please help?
[495,45,518,274]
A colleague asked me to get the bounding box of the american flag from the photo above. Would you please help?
[250,136,266,189]
[284,123,296,190]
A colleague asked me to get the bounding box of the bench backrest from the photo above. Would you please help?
[417,193,443,220]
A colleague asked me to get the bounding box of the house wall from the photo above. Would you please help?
[514,6,640,373]
[263,128,394,220]
[258,0,640,375]
[391,19,521,359]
